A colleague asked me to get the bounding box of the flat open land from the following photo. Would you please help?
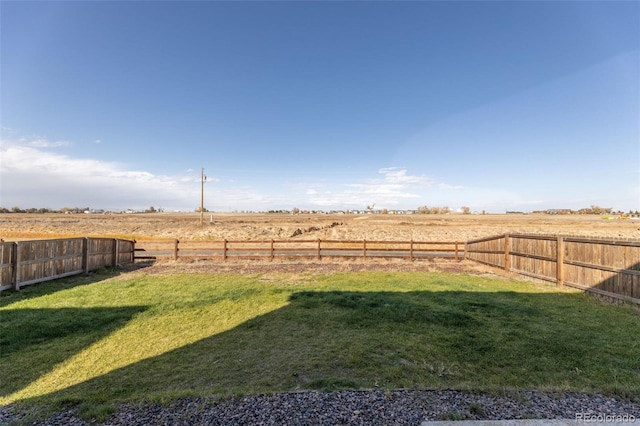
[1,212,639,242]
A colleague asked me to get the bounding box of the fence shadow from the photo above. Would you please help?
[0,266,129,308]
[1,305,148,398]
[589,261,640,305]
[13,289,640,409]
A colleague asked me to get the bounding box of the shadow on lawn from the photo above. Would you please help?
[15,290,640,407]
[0,267,126,308]
[1,266,152,398]
[1,305,148,398]
[0,260,155,309]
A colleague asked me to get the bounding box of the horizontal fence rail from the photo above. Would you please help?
[134,239,464,262]
[466,234,640,304]
[0,238,135,291]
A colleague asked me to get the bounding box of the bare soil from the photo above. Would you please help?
[124,257,496,277]
[1,212,639,242]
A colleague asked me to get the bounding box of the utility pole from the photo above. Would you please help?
[200,167,206,225]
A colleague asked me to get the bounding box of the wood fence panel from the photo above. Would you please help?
[116,239,135,264]
[14,238,85,288]
[465,236,505,268]
[469,234,640,304]
[509,236,554,282]
[0,237,135,291]
[563,238,635,298]
[0,242,15,291]
[86,238,116,271]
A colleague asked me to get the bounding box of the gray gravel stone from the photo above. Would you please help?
[1,390,638,425]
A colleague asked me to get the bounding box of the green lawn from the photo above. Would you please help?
[1,267,639,420]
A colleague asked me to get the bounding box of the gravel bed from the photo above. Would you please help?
[2,390,639,425]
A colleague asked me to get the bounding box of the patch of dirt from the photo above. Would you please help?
[122,257,496,277]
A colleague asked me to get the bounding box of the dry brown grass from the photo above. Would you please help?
[1,212,639,242]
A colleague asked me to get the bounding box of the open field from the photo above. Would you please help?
[1,268,639,422]
[1,212,639,242]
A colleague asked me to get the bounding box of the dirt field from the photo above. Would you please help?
[1,212,639,242]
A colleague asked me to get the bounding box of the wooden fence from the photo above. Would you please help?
[465,234,640,304]
[5,234,639,304]
[135,239,464,262]
[0,238,135,291]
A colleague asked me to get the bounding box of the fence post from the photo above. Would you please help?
[504,234,510,272]
[112,239,118,266]
[83,238,90,274]
[223,239,228,261]
[317,239,321,260]
[556,235,564,287]
[12,242,19,291]
[173,239,179,260]
[410,240,414,261]
[363,239,367,259]
[454,242,459,262]
[270,239,274,261]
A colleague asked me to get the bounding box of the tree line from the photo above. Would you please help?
[0,206,162,214]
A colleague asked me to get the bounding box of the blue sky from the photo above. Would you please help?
[1,1,638,212]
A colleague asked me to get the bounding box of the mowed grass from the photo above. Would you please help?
[1,268,639,419]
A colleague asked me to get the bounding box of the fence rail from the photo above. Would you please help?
[466,234,640,304]
[134,239,464,262]
[0,238,135,291]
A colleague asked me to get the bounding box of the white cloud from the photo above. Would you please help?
[377,167,435,185]
[1,127,17,135]
[0,139,201,211]
[0,136,302,211]
[29,139,71,148]
[303,168,461,209]
[437,182,464,190]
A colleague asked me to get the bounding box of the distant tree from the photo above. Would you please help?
[292,207,300,215]
[381,208,388,214]
[460,206,471,214]
[146,206,156,213]
[417,205,430,214]
[590,205,612,215]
